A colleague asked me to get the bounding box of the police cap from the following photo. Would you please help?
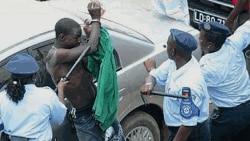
[6,53,39,76]
[170,29,198,52]
[199,22,231,36]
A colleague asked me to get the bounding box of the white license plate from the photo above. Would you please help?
[193,9,226,24]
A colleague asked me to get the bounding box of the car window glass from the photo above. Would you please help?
[0,61,10,92]
[110,30,154,67]
[28,40,55,89]
[113,49,122,71]
[81,31,122,72]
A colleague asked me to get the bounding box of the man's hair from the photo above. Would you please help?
[175,45,192,60]
[204,31,228,48]
[55,18,80,38]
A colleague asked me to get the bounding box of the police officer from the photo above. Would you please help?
[225,0,250,77]
[140,29,210,141]
[0,53,67,141]
[199,19,250,140]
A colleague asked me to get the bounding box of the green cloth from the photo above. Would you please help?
[87,27,119,131]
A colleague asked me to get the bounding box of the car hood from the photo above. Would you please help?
[0,0,82,53]
[0,0,198,52]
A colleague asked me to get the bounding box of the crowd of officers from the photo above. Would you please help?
[141,0,250,141]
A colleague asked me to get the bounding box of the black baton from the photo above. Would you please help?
[63,46,91,81]
[150,90,188,99]
[55,46,91,92]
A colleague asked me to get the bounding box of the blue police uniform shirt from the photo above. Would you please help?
[199,20,250,108]
[0,84,67,140]
[150,56,209,126]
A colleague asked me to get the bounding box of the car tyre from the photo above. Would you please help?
[121,111,160,141]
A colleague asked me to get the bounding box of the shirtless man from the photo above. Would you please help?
[46,2,103,141]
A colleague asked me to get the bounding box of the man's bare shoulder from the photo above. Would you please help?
[47,46,76,64]
[46,46,65,65]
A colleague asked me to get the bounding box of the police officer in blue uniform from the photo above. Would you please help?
[199,19,250,140]
[141,29,210,141]
[0,53,67,141]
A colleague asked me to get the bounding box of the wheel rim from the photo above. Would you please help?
[125,126,154,141]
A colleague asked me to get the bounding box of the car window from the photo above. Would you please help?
[113,49,122,71]
[0,60,10,92]
[81,32,122,72]
[28,39,55,89]
[109,30,154,68]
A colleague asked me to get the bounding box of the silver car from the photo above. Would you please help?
[0,0,201,140]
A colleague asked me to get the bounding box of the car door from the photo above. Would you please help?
[108,28,159,119]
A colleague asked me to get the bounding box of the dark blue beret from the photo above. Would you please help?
[6,53,39,76]
[170,29,198,52]
[199,22,231,36]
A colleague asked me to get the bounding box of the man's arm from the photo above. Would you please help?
[56,78,68,105]
[140,75,156,96]
[173,126,193,141]
[84,1,102,54]
[140,59,157,96]
[225,0,249,32]
[55,1,101,63]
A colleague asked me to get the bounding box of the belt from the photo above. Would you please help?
[1,132,29,141]
[218,99,250,111]
[68,102,94,119]
[168,121,206,130]
[75,106,93,117]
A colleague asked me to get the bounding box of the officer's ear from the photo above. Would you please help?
[207,42,216,50]
[58,33,65,42]
[171,47,176,56]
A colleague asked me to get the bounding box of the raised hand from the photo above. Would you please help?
[87,1,101,20]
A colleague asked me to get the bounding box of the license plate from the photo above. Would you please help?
[193,9,226,25]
